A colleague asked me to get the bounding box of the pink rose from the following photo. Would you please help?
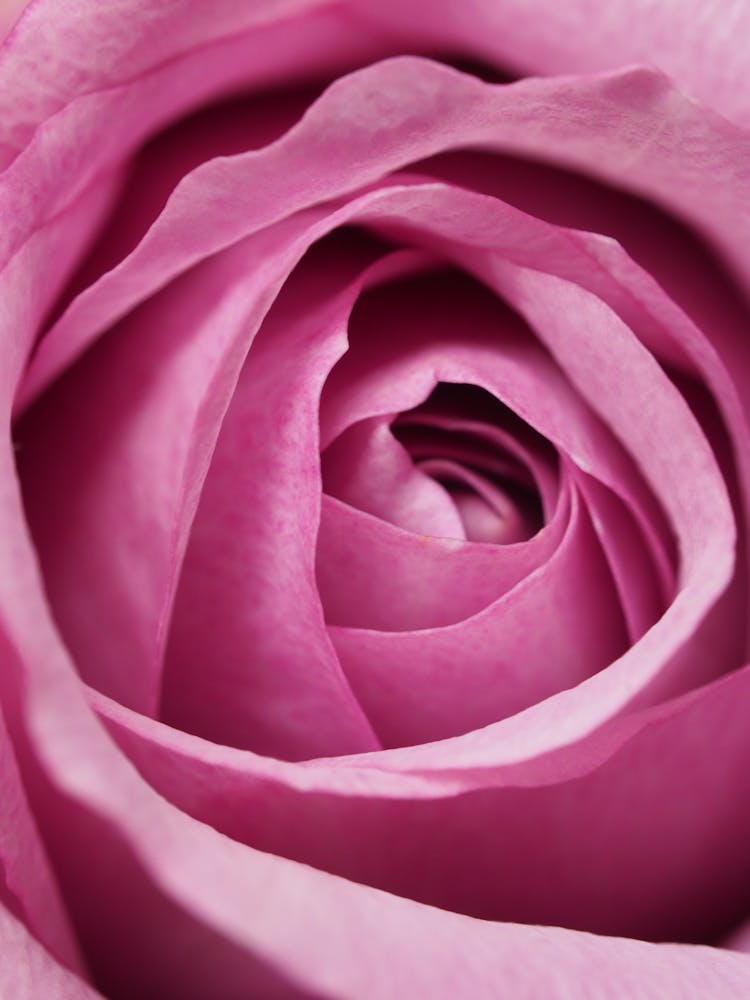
[3,1,750,996]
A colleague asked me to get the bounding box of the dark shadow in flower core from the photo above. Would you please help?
[392,382,547,542]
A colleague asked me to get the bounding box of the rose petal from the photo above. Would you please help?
[0,903,101,999]
[0,701,84,974]
[411,150,750,638]
[19,59,750,407]
[725,917,750,954]
[320,264,673,599]
[396,410,560,519]
[321,416,467,539]
[332,481,627,746]
[17,172,733,771]
[19,223,329,717]
[0,0,390,169]
[414,457,531,544]
[354,0,750,125]
[161,243,426,757]
[571,470,667,642]
[91,657,750,945]
[2,526,744,997]
[486,261,738,688]
[316,485,568,631]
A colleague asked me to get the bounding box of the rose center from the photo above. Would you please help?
[321,381,549,545]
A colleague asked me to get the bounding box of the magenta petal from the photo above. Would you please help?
[726,918,750,954]
[317,483,568,631]
[160,243,425,758]
[1,3,750,994]
[20,59,750,406]
[572,471,667,642]
[90,656,750,946]
[18,226,319,716]
[16,174,738,769]
[320,264,673,595]
[0,1,393,169]
[331,483,626,746]
[0,2,28,44]
[415,457,530,544]
[398,411,560,520]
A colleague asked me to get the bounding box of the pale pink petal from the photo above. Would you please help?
[317,486,568,631]
[572,471,667,642]
[0,0,392,169]
[19,60,750,407]
[0,904,101,999]
[160,243,426,758]
[1,486,743,998]
[396,411,560,520]
[17,169,734,770]
[50,85,325,317]
[415,458,531,544]
[0,0,28,43]
[321,416,467,539]
[19,223,328,718]
[320,265,673,596]
[91,657,750,947]
[1,166,124,400]
[354,0,750,126]
[0,706,84,974]
[725,917,750,954]
[413,151,750,624]
[487,262,738,686]
[332,483,626,746]
[1,7,749,998]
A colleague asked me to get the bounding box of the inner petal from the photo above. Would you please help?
[416,458,532,544]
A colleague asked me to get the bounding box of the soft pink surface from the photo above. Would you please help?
[0,904,101,999]
[354,0,750,126]
[3,1,750,996]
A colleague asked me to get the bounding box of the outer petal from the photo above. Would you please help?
[5,635,750,996]
[354,0,750,127]
[91,656,750,944]
[0,0,388,167]
[19,228,305,717]
[1,449,745,993]
[18,59,750,409]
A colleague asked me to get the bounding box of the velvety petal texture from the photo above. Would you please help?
[0,904,101,999]
[2,1,750,997]
[353,0,750,126]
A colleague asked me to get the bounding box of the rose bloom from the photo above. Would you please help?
[3,1,750,997]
